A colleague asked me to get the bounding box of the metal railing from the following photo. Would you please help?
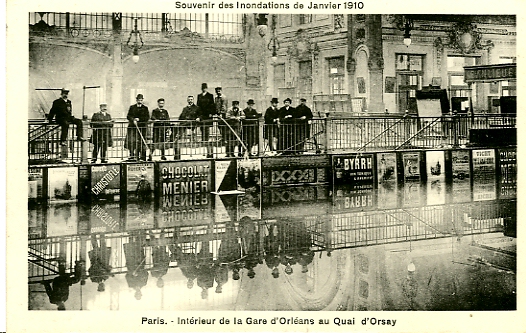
[28,114,516,164]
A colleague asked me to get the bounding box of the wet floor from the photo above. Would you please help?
[28,177,516,311]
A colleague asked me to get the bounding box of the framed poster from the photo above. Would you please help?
[333,154,374,187]
[214,159,238,193]
[451,150,470,180]
[28,167,45,200]
[237,158,261,192]
[90,164,121,200]
[377,153,397,184]
[426,151,445,180]
[126,163,154,195]
[472,149,496,179]
[158,160,212,196]
[402,152,420,180]
[48,167,78,202]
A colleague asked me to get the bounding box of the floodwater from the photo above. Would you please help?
[28,175,516,311]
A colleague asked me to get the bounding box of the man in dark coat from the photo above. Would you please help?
[278,98,295,154]
[123,234,149,300]
[264,98,280,152]
[293,98,314,154]
[222,101,244,157]
[171,245,199,289]
[47,88,85,145]
[242,99,261,156]
[89,103,113,163]
[150,98,171,160]
[197,239,215,300]
[88,234,113,292]
[125,94,150,161]
[196,83,216,158]
[179,95,200,143]
[151,242,171,288]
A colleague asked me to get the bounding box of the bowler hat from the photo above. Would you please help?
[215,87,222,91]
[136,94,144,99]
[247,99,255,105]
[300,98,307,102]
[61,88,69,94]
[201,83,208,89]
[232,100,240,105]
[270,97,279,104]
[284,98,292,103]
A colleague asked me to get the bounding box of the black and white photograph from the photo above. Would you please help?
[5,1,523,332]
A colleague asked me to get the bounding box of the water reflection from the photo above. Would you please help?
[28,175,516,311]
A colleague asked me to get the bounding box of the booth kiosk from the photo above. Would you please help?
[463,63,516,146]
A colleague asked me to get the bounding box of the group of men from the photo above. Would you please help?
[46,83,315,162]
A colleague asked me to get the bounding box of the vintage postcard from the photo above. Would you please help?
[6,0,524,332]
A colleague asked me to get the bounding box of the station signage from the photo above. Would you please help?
[158,161,212,195]
[464,64,516,83]
[90,164,121,200]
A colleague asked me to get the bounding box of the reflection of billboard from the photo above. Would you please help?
[333,185,375,212]
[46,204,78,236]
[377,182,398,209]
[402,153,420,180]
[473,177,496,202]
[262,155,329,186]
[158,194,212,227]
[472,149,495,179]
[124,201,155,230]
[402,182,423,208]
[426,151,445,180]
[377,153,397,184]
[451,150,470,181]
[451,181,472,203]
[333,154,374,186]
[48,167,78,202]
[237,159,261,191]
[28,206,46,239]
[126,163,154,194]
[28,168,44,199]
[90,165,121,200]
[498,148,517,200]
[238,191,261,220]
[158,161,212,196]
[90,203,121,233]
[426,180,445,205]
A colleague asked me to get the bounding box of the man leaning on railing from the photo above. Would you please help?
[46,88,86,146]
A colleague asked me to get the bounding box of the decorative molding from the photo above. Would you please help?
[334,14,345,31]
[447,22,494,54]
[434,37,444,68]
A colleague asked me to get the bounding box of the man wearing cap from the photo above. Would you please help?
[223,100,244,157]
[278,98,295,154]
[213,87,228,158]
[47,88,85,145]
[151,98,171,160]
[242,99,261,156]
[196,83,215,158]
[294,98,314,154]
[125,94,150,161]
[264,98,280,151]
[89,103,113,163]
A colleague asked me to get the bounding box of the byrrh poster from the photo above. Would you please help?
[9,3,523,333]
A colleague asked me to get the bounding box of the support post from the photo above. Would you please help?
[257,117,264,156]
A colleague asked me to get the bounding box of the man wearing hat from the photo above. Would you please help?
[214,87,228,157]
[89,102,113,163]
[294,98,314,154]
[125,94,150,161]
[242,99,262,156]
[196,83,215,158]
[264,98,280,151]
[278,98,295,154]
[222,100,244,157]
[151,98,171,160]
[47,88,85,145]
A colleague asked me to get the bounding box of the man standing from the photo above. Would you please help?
[89,102,113,164]
[47,88,85,146]
[151,98,171,160]
[294,98,314,154]
[223,101,244,157]
[125,94,150,161]
[264,98,280,152]
[196,83,215,158]
[278,98,295,154]
[242,99,261,156]
[179,95,200,157]
[214,87,228,158]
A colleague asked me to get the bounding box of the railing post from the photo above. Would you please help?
[324,115,331,153]
[257,117,264,157]
[80,119,89,163]
[452,112,460,148]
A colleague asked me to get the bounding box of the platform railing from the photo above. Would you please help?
[28,114,516,164]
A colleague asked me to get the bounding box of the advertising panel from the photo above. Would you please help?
[498,148,517,199]
[402,152,420,180]
[237,158,261,192]
[214,159,237,192]
[28,167,44,200]
[426,151,445,180]
[262,155,329,186]
[377,153,397,185]
[472,149,495,179]
[48,167,78,202]
[126,163,154,196]
[451,150,470,180]
[333,154,374,187]
[90,164,121,201]
[158,160,212,196]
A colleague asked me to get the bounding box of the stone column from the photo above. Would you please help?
[366,15,385,113]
